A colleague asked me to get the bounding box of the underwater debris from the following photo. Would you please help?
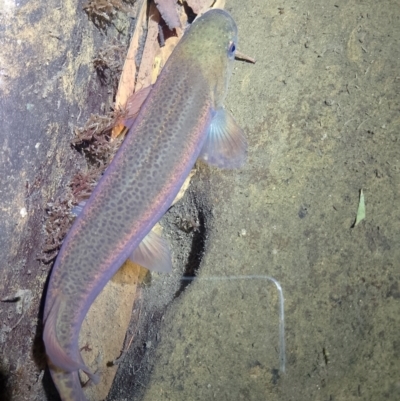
[83,0,134,29]
[155,0,224,24]
[354,189,366,227]
[41,198,76,263]
[93,39,126,89]
[83,0,116,29]
[235,50,256,64]
[154,0,180,30]
[73,111,124,166]
[70,169,102,200]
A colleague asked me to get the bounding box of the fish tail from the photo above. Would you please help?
[43,296,98,383]
[50,368,88,401]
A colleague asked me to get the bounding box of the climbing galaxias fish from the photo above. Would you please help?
[43,8,247,400]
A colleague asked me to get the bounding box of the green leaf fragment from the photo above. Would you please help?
[355,189,365,226]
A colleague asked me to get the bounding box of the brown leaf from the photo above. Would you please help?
[114,0,148,110]
[154,0,180,30]
[137,2,162,89]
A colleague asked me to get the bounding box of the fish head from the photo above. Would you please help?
[179,9,238,106]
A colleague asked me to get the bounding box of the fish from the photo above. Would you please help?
[43,8,247,401]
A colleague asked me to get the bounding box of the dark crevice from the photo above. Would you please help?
[0,366,11,401]
[182,1,197,23]
[174,205,208,298]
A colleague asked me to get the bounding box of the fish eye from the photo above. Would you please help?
[228,41,236,57]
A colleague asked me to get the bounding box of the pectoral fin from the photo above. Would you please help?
[199,108,247,169]
[130,230,172,273]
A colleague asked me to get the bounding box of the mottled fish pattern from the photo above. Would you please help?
[43,9,247,401]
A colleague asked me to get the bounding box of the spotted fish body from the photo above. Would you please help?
[43,9,246,401]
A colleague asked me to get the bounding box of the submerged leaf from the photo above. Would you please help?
[114,0,149,110]
[154,0,180,30]
[354,189,366,226]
